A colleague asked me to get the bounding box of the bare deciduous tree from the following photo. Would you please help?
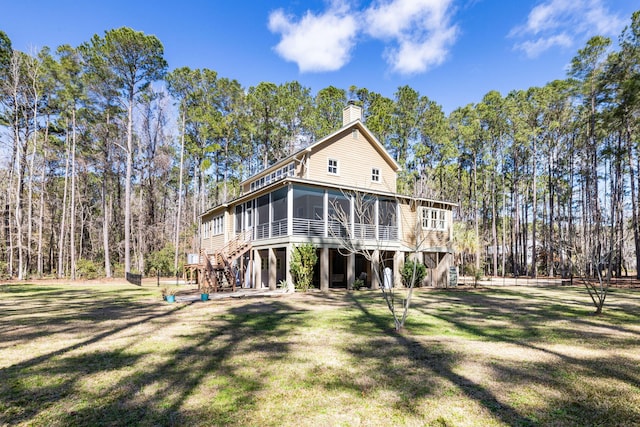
[329,189,431,331]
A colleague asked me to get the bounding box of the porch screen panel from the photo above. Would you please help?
[293,186,324,236]
[378,199,398,240]
[328,190,350,238]
[256,194,269,239]
[354,195,376,240]
[271,187,288,237]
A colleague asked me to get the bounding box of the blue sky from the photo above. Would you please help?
[1,0,637,113]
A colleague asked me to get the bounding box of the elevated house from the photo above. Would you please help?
[195,103,455,291]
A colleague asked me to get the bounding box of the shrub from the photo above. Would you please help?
[76,258,103,280]
[0,260,8,279]
[290,243,317,292]
[352,278,364,290]
[146,243,177,276]
[401,259,427,288]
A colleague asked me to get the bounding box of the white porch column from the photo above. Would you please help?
[374,198,379,240]
[396,201,401,240]
[323,189,328,237]
[350,195,355,236]
[287,184,293,236]
[268,192,273,239]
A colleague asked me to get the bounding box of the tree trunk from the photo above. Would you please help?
[125,97,133,273]
[626,126,640,278]
[70,108,77,280]
[58,127,70,278]
[491,171,498,277]
[531,136,537,278]
[174,108,186,273]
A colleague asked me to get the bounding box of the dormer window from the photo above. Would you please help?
[371,168,380,182]
[328,158,339,175]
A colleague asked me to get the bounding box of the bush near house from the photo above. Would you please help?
[290,243,317,292]
[401,259,427,287]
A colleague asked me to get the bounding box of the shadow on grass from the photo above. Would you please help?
[343,293,540,426]
[0,287,304,426]
[408,288,640,425]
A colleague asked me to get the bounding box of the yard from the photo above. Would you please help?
[0,282,639,426]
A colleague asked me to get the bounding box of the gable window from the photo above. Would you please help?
[371,168,380,182]
[421,208,446,231]
[249,162,295,192]
[328,158,339,175]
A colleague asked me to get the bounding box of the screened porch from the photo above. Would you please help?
[234,184,399,242]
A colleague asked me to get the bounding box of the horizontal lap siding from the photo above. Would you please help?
[421,230,449,247]
[208,234,225,254]
[201,208,231,253]
[307,130,397,193]
[400,204,418,247]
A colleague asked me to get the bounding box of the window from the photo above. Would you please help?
[421,208,446,230]
[235,205,243,233]
[249,162,295,192]
[352,129,358,139]
[203,220,210,238]
[212,215,224,235]
[328,158,339,175]
[371,168,380,182]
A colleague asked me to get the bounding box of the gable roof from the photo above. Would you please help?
[240,118,401,186]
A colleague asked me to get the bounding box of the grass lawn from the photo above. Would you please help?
[0,283,639,426]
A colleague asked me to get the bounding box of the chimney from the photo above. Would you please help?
[343,101,363,126]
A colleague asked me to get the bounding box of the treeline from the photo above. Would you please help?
[1,10,639,280]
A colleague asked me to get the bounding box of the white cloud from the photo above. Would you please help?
[268,0,458,75]
[268,4,358,73]
[364,0,458,74]
[514,33,573,58]
[511,0,625,58]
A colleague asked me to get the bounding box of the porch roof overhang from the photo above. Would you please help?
[201,176,456,219]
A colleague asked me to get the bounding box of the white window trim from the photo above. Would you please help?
[211,214,224,236]
[371,167,380,183]
[327,158,339,175]
[421,207,446,231]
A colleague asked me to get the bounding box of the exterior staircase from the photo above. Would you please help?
[200,230,252,292]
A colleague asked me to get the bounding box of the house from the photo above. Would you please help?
[196,103,455,291]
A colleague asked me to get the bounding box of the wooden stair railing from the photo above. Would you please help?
[201,230,253,292]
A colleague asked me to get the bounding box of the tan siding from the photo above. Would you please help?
[399,203,418,247]
[421,230,449,247]
[201,208,231,253]
[307,129,397,192]
[209,234,225,253]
